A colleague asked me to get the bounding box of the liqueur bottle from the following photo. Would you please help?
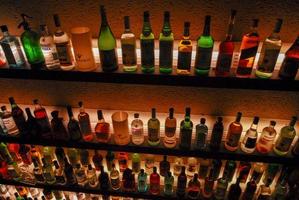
[240,116,259,153]
[87,164,98,188]
[137,169,148,193]
[140,11,155,73]
[33,99,52,139]
[256,19,283,78]
[132,153,141,173]
[214,174,228,200]
[179,107,193,149]
[1,106,19,136]
[149,167,160,195]
[177,22,192,74]
[41,158,56,184]
[63,157,77,185]
[94,110,110,143]
[92,150,103,171]
[51,110,69,141]
[227,176,242,200]
[159,155,170,177]
[195,118,208,149]
[256,121,277,154]
[163,108,177,148]
[53,14,75,70]
[194,15,214,76]
[78,101,93,142]
[110,163,120,191]
[99,165,110,191]
[187,174,201,199]
[122,168,135,192]
[215,10,237,76]
[209,117,224,151]
[223,160,237,182]
[0,25,25,68]
[236,19,260,77]
[121,16,137,72]
[39,25,60,70]
[159,11,174,74]
[66,105,82,141]
[18,14,45,69]
[147,108,160,146]
[164,171,174,195]
[176,166,187,197]
[131,113,144,145]
[53,160,66,185]
[202,168,215,199]
[25,108,40,139]
[273,116,297,156]
[242,176,258,200]
[224,112,243,151]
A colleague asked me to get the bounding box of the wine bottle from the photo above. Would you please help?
[147,108,160,146]
[176,166,187,197]
[110,163,120,190]
[202,168,215,199]
[177,22,192,74]
[179,107,193,149]
[1,105,19,136]
[240,116,259,154]
[99,165,110,191]
[256,121,277,154]
[122,168,135,192]
[33,99,52,140]
[195,118,208,149]
[227,177,242,200]
[8,97,26,134]
[209,117,224,151]
[163,108,177,148]
[159,155,170,177]
[224,112,243,151]
[66,105,82,141]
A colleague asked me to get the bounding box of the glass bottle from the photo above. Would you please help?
[0,25,25,68]
[241,116,259,154]
[238,161,252,183]
[140,11,155,73]
[74,163,87,186]
[87,164,98,188]
[131,113,144,145]
[39,25,60,70]
[32,159,45,184]
[271,172,288,200]
[159,11,173,74]
[173,157,184,176]
[236,19,260,77]
[53,160,66,185]
[137,169,148,193]
[66,105,82,141]
[145,154,155,174]
[149,167,160,195]
[223,160,237,182]
[256,181,272,200]
[123,168,135,192]
[187,157,198,178]
[292,136,299,156]
[194,15,214,76]
[41,158,56,184]
[51,110,69,141]
[98,5,118,72]
[147,108,160,146]
[263,164,280,185]
[55,147,65,167]
[274,116,297,156]
[53,14,75,70]
[225,112,243,151]
[202,168,214,199]
[187,174,201,199]
[256,121,277,154]
[79,149,90,167]
[63,157,77,185]
[78,101,93,142]
[177,22,192,75]
[105,151,114,171]
[179,107,193,149]
[132,153,141,173]
[92,150,103,171]
[176,166,187,197]
[0,112,8,135]
[110,163,120,191]
[0,143,13,164]
[18,144,32,165]
[121,16,137,72]
[9,97,26,135]
[227,177,242,200]
[25,108,40,139]
[1,106,19,136]
[198,158,211,179]
[163,107,177,148]
[118,152,128,172]
[67,148,79,167]
[256,19,283,78]
[195,118,208,149]
[99,165,110,191]
[14,192,25,200]
[18,14,45,68]
[209,117,224,151]
[214,175,228,200]
[164,171,174,196]
[251,162,265,184]
[159,155,170,177]
[33,99,52,140]
[7,161,21,181]
[94,110,110,143]
[215,10,237,76]
[212,159,222,181]
[7,143,21,163]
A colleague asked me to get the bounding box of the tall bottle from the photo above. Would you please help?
[164,171,174,196]
[195,118,208,149]
[256,19,283,78]
[94,110,110,143]
[63,157,77,185]
[256,121,277,154]
[131,113,144,145]
[177,22,192,75]
[227,177,242,200]
[176,166,187,197]
[236,19,260,77]
[202,168,215,199]
[242,175,258,200]
[33,99,52,139]
[159,155,170,177]
[209,117,224,151]
[8,97,26,134]
[159,11,173,74]
[194,15,214,76]
[25,108,40,139]
[140,11,155,73]
[137,169,148,193]
[224,112,243,151]
[240,116,259,153]
[273,116,297,156]
[51,110,69,141]
[0,25,25,68]
[163,107,177,148]
[147,108,160,146]
[66,105,82,141]
[98,165,110,191]
[223,160,237,182]
[53,14,75,70]
[78,101,93,142]
[1,106,19,136]
[215,10,237,76]
[18,14,45,69]
[149,167,160,195]
[179,107,193,149]
[214,174,228,200]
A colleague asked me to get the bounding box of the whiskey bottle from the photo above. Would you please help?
[177,22,192,74]
[78,101,93,142]
[256,121,277,154]
[179,107,193,149]
[121,16,137,72]
[187,173,201,199]
[149,167,160,195]
[87,164,98,188]
[223,160,237,182]
[74,163,87,186]
[241,116,259,154]
[66,105,82,141]
[99,165,110,191]
[225,112,243,151]
[163,108,177,148]
[202,168,215,199]
[147,108,160,146]
[122,168,135,192]
[53,160,66,185]
[131,113,144,145]
[51,110,69,141]
[209,117,224,151]
[1,106,19,136]
[41,158,56,184]
[164,171,174,196]
[95,110,110,143]
[227,177,242,200]
[110,163,120,191]
[25,108,40,139]
[195,118,208,149]
[132,153,141,173]
[63,157,77,185]
[33,99,52,140]
[138,169,148,193]
[177,166,187,197]
[159,155,170,177]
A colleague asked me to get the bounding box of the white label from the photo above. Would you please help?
[2,117,19,135]
[41,44,60,66]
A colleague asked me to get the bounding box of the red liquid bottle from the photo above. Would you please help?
[149,166,160,195]
[78,101,94,142]
[33,99,52,139]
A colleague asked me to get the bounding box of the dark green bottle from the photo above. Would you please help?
[18,14,45,69]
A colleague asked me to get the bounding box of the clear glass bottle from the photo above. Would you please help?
[149,167,160,195]
[137,169,148,193]
[1,106,19,136]
[241,116,259,153]
[131,113,144,145]
[225,112,243,151]
[179,107,193,149]
[187,157,198,178]
[33,99,51,140]
[66,105,82,141]
[173,157,184,176]
[132,153,141,173]
[110,163,120,191]
[209,117,224,151]
[41,158,56,185]
[74,163,87,186]
[177,22,192,74]
[8,97,26,135]
[87,164,98,188]
[256,121,277,154]
[53,160,66,185]
[163,108,177,148]
[147,108,160,146]
[164,171,174,196]
[78,101,93,142]
[195,118,208,149]
[94,110,110,143]
[159,155,170,177]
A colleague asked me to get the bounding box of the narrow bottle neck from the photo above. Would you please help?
[250,123,258,130]
[203,17,211,36]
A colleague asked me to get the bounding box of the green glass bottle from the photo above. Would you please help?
[159,11,173,74]
[140,11,155,73]
[179,107,193,149]
[194,15,214,76]
[98,5,118,72]
[147,108,160,146]
[18,14,45,69]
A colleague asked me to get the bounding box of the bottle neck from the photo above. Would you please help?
[203,17,211,36]
[226,21,235,41]
[162,19,171,36]
[3,31,9,37]
[142,20,152,36]
[250,123,258,131]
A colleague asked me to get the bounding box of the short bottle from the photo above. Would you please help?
[202,168,215,199]
[132,153,141,173]
[53,160,66,185]
[94,110,110,143]
[164,171,174,196]
[224,112,243,151]
[110,163,120,191]
[41,158,56,185]
[66,105,82,141]
[256,121,277,154]
[98,165,110,191]
[87,164,98,188]
[159,155,170,177]
[1,106,19,136]
[51,110,69,141]
[149,167,160,195]
[176,166,187,197]
[209,117,224,151]
[78,101,94,142]
[195,118,208,149]
[179,107,193,149]
[163,108,177,148]
[187,173,201,199]
[137,169,148,193]
[74,163,88,186]
[131,113,144,145]
[177,22,192,75]
[33,99,52,140]
[147,108,160,146]
[241,116,259,154]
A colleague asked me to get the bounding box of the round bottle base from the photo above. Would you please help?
[195,68,210,76]
[159,67,172,74]
[123,65,137,72]
[141,66,155,73]
[255,70,272,79]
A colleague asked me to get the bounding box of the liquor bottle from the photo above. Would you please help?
[163,108,177,148]
[122,168,135,191]
[251,162,265,184]
[53,160,66,185]
[187,157,198,178]
[149,167,160,195]
[53,14,75,70]
[105,151,114,171]
[198,158,211,179]
[214,174,228,200]
[0,143,13,164]
[209,117,224,151]
[121,16,137,72]
[87,164,98,188]
[137,169,148,193]
[24,108,40,139]
[159,11,173,74]
[0,49,6,68]
[263,164,280,185]
[118,152,128,172]
[256,121,277,154]
[202,168,215,199]
[8,97,26,134]
[63,157,77,185]
[177,166,187,197]
[91,150,103,171]
[236,19,260,77]
[145,154,155,174]
[39,25,60,70]
[256,19,283,78]
[18,14,45,68]
[7,143,21,163]
[177,22,192,74]
[18,144,32,165]
[140,11,155,73]
[241,116,259,153]
[14,192,24,200]
[131,113,144,145]
[132,153,141,173]
[179,107,193,149]
[242,175,258,200]
[51,110,69,141]
[163,171,174,196]
[79,149,90,167]
[66,105,82,141]
[41,158,56,184]
[238,161,252,183]
[74,164,88,186]
[223,160,237,182]
[292,136,299,156]
[7,161,21,181]
[271,172,288,200]
[94,110,110,143]
[194,15,214,75]
[147,108,160,146]
[224,112,243,151]
[0,25,25,68]
[215,10,237,76]
[212,159,222,181]
[256,181,272,200]
[99,165,110,191]
[67,148,79,167]
[273,116,297,156]
[227,176,242,200]
[33,99,52,140]
[55,147,65,167]
[1,106,19,136]
[279,35,299,79]
[195,118,208,149]
[78,101,93,142]
[32,159,45,184]
[173,157,184,176]
[187,173,201,199]
[159,155,170,177]
[110,163,120,190]
[0,112,8,135]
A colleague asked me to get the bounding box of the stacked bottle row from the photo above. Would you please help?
[1,7,299,79]
[0,97,298,157]
[0,143,298,200]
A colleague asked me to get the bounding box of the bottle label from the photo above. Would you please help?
[177,51,192,70]
[226,132,242,148]
[257,48,280,73]
[9,42,23,65]
[55,175,66,184]
[159,40,173,67]
[148,128,159,142]
[195,46,213,69]
[216,52,233,72]
[275,137,294,152]
[2,117,19,135]
[238,45,258,68]
[55,42,73,65]
[141,39,155,67]
[88,175,98,186]
[121,44,137,66]
[165,126,176,137]
[132,127,143,137]
[111,177,120,188]
[100,49,118,70]
[41,44,60,67]
[244,137,257,149]
[279,57,299,78]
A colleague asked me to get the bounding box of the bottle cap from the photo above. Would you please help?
[217,116,223,122]
[124,16,130,30]
[18,14,31,30]
[185,107,191,116]
[134,113,139,118]
[200,118,206,124]
[236,112,242,122]
[97,110,103,120]
[8,97,15,104]
[274,18,283,33]
[140,169,144,174]
[53,14,61,27]
[270,120,276,126]
[253,116,259,124]
[144,11,150,21]
[290,116,297,126]
[205,15,211,24]
[0,25,8,32]
[164,11,170,20]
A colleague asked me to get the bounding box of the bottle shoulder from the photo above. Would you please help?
[54,31,69,43]
[198,35,214,47]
